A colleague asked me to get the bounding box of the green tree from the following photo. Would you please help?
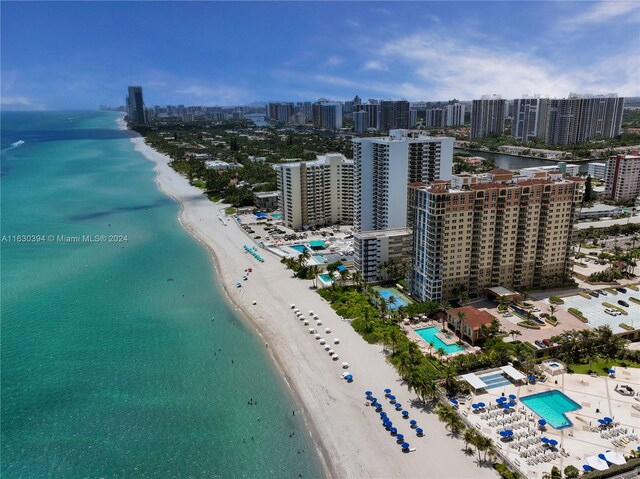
[550,466,562,479]
[563,465,579,479]
[583,175,595,204]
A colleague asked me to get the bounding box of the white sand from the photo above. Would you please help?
[127,126,495,478]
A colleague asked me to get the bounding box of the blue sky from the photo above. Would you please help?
[2,1,639,109]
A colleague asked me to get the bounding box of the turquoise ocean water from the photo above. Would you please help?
[1,111,324,478]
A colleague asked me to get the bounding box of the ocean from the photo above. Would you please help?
[0,111,324,478]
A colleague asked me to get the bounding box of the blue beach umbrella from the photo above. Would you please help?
[390,427,397,435]
[402,411,409,418]
[450,398,458,404]
[598,419,606,425]
[548,439,558,447]
[497,397,507,403]
[604,417,613,423]
[396,434,404,442]
[477,402,486,408]
[380,412,387,418]
[507,401,516,408]
[395,403,403,410]
[365,391,373,397]
[500,431,509,437]
[509,394,517,400]
[410,420,417,428]
[416,428,424,436]
[401,442,410,449]
[598,453,611,464]
[472,403,479,409]
[538,419,546,426]
[384,389,391,396]
[583,465,594,472]
[370,397,377,403]
[608,369,615,374]
[346,374,353,381]
[541,437,549,444]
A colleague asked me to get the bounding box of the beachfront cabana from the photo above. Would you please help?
[603,450,626,465]
[460,373,488,394]
[586,455,609,471]
[500,365,526,385]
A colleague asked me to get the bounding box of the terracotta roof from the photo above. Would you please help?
[488,168,513,175]
[448,307,494,330]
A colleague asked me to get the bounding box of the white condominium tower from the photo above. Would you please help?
[352,129,454,281]
[275,154,353,230]
[410,170,584,301]
[605,153,640,202]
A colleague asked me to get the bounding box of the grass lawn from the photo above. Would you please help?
[569,359,640,376]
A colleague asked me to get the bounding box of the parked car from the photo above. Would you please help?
[618,300,629,307]
[542,339,553,347]
[503,312,513,317]
[535,340,547,349]
[598,290,608,296]
[540,313,549,318]
[604,309,617,316]
[531,307,540,312]
[616,287,627,293]
[588,291,600,298]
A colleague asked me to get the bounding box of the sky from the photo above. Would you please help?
[1,1,639,109]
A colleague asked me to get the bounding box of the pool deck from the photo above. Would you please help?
[402,321,478,357]
[458,367,640,478]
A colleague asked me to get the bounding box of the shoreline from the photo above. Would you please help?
[120,118,496,479]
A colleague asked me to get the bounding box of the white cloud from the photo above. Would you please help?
[363,60,388,71]
[324,56,344,67]
[559,1,640,30]
[0,95,46,110]
[372,32,640,99]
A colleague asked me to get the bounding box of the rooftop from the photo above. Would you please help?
[448,306,494,330]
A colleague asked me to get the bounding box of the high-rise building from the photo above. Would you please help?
[126,86,146,124]
[361,103,380,130]
[410,170,584,301]
[470,95,505,139]
[275,153,353,230]
[605,154,640,202]
[352,130,454,281]
[353,110,369,134]
[515,93,624,145]
[512,96,542,141]
[379,100,410,131]
[312,101,343,130]
[267,102,294,123]
[426,103,466,128]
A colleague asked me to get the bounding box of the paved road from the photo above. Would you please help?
[575,215,640,229]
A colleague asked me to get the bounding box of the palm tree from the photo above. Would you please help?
[463,428,477,454]
[509,329,522,342]
[308,265,320,289]
[548,304,557,317]
[436,347,446,362]
[338,268,350,287]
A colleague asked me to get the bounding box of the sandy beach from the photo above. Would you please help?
[127,124,496,478]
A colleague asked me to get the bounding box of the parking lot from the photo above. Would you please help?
[562,288,639,333]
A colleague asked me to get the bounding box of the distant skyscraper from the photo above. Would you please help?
[267,102,294,123]
[361,103,380,130]
[126,86,146,124]
[512,96,542,141]
[515,93,624,145]
[470,95,505,139]
[379,100,410,131]
[312,101,343,129]
[353,110,369,134]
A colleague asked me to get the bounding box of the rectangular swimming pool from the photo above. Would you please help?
[520,390,581,429]
[415,327,464,354]
[290,244,308,254]
[478,372,512,390]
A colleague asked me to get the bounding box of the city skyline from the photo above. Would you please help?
[2,1,640,110]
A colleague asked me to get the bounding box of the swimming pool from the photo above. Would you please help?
[271,213,282,219]
[520,390,581,429]
[415,327,464,354]
[374,287,411,310]
[290,244,308,254]
[319,273,333,284]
